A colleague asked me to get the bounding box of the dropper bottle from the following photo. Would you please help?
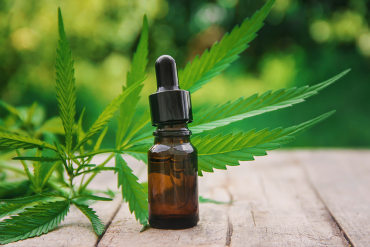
[148,55,199,229]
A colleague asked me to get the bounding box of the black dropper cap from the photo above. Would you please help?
[149,55,193,126]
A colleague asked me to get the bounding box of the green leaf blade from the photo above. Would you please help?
[0,200,70,244]
[55,7,76,154]
[0,131,56,151]
[0,203,32,219]
[73,202,105,235]
[178,0,275,93]
[117,15,149,148]
[193,111,335,175]
[115,154,148,226]
[190,70,349,134]
[12,156,61,162]
[74,77,144,152]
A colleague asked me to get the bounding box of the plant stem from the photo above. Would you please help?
[79,152,115,192]
[79,172,86,193]
[69,175,76,197]
[78,133,150,192]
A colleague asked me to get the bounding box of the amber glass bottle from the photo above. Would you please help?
[148,55,199,229]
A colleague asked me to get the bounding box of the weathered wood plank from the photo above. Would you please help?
[4,155,123,247]
[226,152,348,247]
[98,203,229,247]
[298,150,370,247]
[99,151,349,247]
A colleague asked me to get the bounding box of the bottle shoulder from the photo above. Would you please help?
[149,142,197,155]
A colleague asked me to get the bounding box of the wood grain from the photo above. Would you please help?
[298,150,370,247]
[98,203,229,247]
[4,151,365,246]
[226,152,348,247]
[98,152,349,247]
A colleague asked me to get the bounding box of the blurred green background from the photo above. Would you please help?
[0,0,369,148]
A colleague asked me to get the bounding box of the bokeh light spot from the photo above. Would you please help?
[11,28,39,50]
[310,20,332,43]
[357,32,370,56]
[195,4,227,29]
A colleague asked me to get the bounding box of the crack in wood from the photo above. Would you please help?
[95,202,123,247]
[226,216,233,246]
[299,158,353,247]
[251,204,256,228]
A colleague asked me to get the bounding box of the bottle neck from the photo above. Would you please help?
[153,123,191,139]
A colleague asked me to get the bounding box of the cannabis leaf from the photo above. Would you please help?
[178,0,275,93]
[0,200,70,244]
[115,154,148,226]
[73,77,145,152]
[189,70,350,134]
[128,70,349,143]
[13,156,61,162]
[0,193,65,219]
[199,196,231,204]
[94,126,108,151]
[0,131,56,151]
[0,180,31,199]
[15,150,36,187]
[73,194,113,201]
[0,100,21,118]
[38,117,65,135]
[192,111,335,175]
[125,111,335,176]
[0,203,35,219]
[0,192,66,203]
[126,0,276,145]
[55,7,76,154]
[73,202,105,235]
[31,147,43,192]
[116,15,149,148]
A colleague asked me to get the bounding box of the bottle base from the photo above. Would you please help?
[149,214,199,229]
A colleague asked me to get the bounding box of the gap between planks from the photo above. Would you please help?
[297,149,370,247]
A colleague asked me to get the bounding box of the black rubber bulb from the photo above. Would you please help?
[149,55,192,126]
[155,55,180,92]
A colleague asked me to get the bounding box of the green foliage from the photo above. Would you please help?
[73,78,144,152]
[13,156,61,162]
[0,200,70,244]
[73,202,105,235]
[0,100,21,117]
[125,70,349,143]
[116,15,149,148]
[0,131,56,151]
[178,0,275,93]
[190,70,350,134]
[0,2,350,244]
[55,7,76,155]
[0,202,35,219]
[73,194,113,201]
[0,180,32,199]
[38,117,65,135]
[0,193,65,219]
[115,154,148,226]
[0,193,66,203]
[199,196,232,204]
[193,111,335,175]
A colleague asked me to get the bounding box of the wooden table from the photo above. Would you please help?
[4,150,370,247]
